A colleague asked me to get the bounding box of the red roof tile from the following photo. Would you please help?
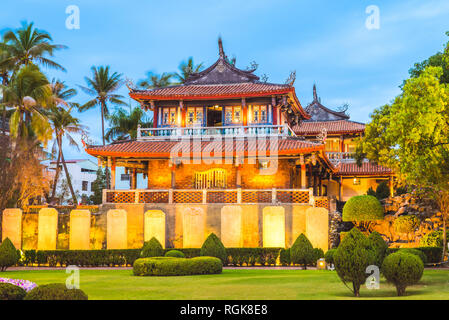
[335,162,392,176]
[130,83,293,100]
[85,138,324,158]
[293,120,366,135]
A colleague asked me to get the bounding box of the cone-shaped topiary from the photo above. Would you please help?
[382,252,423,296]
[200,233,227,265]
[290,234,315,269]
[334,228,376,297]
[0,238,19,271]
[368,231,388,267]
[141,237,164,258]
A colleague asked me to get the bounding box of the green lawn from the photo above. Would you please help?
[3,269,449,300]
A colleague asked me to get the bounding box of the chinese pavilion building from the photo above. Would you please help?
[83,39,391,250]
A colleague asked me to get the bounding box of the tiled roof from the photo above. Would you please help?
[293,120,366,135]
[130,83,293,100]
[335,162,392,176]
[85,138,324,158]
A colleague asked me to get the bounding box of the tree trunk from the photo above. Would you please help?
[353,283,360,297]
[442,215,447,262]
[101,101,106,145]
[59,137,78,205]
[50,146,62,203]
[396,285,406,296]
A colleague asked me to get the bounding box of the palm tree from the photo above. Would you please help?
[0,64,52,143]
[79,66,126,145]
[105,106,152,142]
[48,105,86,205]
[46,80,83,204]
[174,57,204,84]
[0,22,66,72]
[138,71,173,89]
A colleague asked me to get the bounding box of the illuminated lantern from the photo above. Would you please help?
[316,258,326,270]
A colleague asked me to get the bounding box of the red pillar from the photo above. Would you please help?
[153,106,158,128]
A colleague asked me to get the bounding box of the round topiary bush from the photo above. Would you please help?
[368,231,388,267]
[343,195,384,231]
[200,233,227,265]
[133,257,222,276]
[141,237,164,258]
[24,283,88,300]
[290,234,315,269]
[334,228,376,297]
[165,250,185,258]
[0,238,19,271]
[0,283,26,300]
[324,249,336,265]
[382,252,424,296]
[394,215,420,234]
[398,248,427,264]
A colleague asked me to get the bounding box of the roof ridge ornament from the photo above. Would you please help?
[313,84,318,101]
[218,36,225,58]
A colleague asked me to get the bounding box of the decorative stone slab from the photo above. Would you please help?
[262,206,285,248]
[37,208,58,250]
[306,207,329,252]
[69,210,91,250]
[2,209,22,249]
[144,210,166,248]
[107,209,127,249]
[291,205,312,245]
[221,206,243,247]
[182,207,205,248]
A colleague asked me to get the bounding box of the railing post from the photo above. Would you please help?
[237,188,242,204]
[168,189,173,204]
[137,124,141,139]
[102,189,107,204]
[308,188,315,206]
[202,190,207,204]
[272,188,277,204]
[134,190,139,204]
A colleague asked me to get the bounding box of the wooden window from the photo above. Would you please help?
[186,107,203,126]
[251,105,268,124]
[161,107,177,126]
[194,168,227,189]
[224,106,242,124]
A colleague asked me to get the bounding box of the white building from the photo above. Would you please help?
[49,159,98,201]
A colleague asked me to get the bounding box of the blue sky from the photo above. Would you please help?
[2,0,449,159]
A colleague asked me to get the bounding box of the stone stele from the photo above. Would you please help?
[37,208,58,250]
[144,210,166,248]
[107,209,127,249]
[263,206,285,248]
[2,209,22,249]
[69,210,91,250]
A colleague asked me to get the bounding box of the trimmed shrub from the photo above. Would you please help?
[279,248,291,266]
[334,228,376,297]
[312,248,324,264]
[324,249,337,265]
[0,283,27,300]
[375,181,390,200]
[25,283,88,300]
[343,195,384,231]
[419,230,446,248]
[226,248,280,267]
[141,237,164,258]
[399,248,427,264]
[290,234,315,269]
[394,215,420,234]
[165,250,185,258]
[200,233,227,265]
[133,257,222,276]
[0,238,19,271]
[382,252,424,296]
[418,247,442,263]
[368,231,388,267]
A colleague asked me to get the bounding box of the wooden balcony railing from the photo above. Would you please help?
[137,124,296,141]
[103,188,317,205]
